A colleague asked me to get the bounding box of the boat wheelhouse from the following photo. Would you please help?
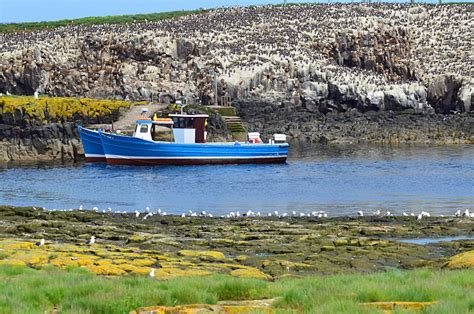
[79,112,288,166]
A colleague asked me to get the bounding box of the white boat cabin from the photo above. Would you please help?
[133,114,209,144]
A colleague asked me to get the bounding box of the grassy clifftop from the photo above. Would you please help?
[0,10,203,33]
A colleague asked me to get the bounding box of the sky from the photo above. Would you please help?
[0,0,466,23]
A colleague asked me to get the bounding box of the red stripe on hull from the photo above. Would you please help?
[85,156,107,162]
[106,157,287,166]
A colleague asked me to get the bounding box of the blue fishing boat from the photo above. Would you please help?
[77,126,106,162]
[79,113,289,166]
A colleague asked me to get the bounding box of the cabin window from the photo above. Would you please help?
[140,124,149,133]
[186,118,194,128]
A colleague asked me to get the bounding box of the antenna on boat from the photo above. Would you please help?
[176,100,187,114]
[180,104,188,114]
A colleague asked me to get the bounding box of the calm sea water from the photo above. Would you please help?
[0,143,472,216]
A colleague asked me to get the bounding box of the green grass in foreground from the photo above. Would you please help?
[0,10,204,33]
[0,266,473,313]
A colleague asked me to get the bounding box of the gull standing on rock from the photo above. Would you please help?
[86,236,95,245]
[35,239,45,247]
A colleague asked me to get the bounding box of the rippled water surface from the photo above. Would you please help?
[0,144,472,216]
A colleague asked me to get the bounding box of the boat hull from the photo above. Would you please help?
[77,126,106,162]
[105,156,287,166]
[99,131,288,166]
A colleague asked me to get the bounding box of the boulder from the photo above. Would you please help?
[427,75,463,113]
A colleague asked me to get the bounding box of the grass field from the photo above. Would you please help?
[0,265,473,313]
[0,10,203,33]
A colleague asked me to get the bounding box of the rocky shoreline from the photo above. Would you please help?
[235,100,474,144]
[0,206,472,279]
[0,122,82,162]
[0,108,472,162]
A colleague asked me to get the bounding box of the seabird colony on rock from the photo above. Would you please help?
[0,4,471,105]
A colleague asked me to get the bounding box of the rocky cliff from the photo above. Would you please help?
[0,4,472,114]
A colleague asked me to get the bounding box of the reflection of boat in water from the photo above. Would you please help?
[78,113,289,166]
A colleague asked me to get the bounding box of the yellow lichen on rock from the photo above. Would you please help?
[362,301,437,311]
[230,267,271,280]
[117,264,151,275]
[86,264,126,276]
[156,267,213,279]
[444,250,474,269]
[0,239,267,280]
[130,258,156,267]
[3,242,35,250]
[131,299,276,314]
[178,250,226,260]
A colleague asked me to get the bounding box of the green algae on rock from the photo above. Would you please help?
[0,206,473,279]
